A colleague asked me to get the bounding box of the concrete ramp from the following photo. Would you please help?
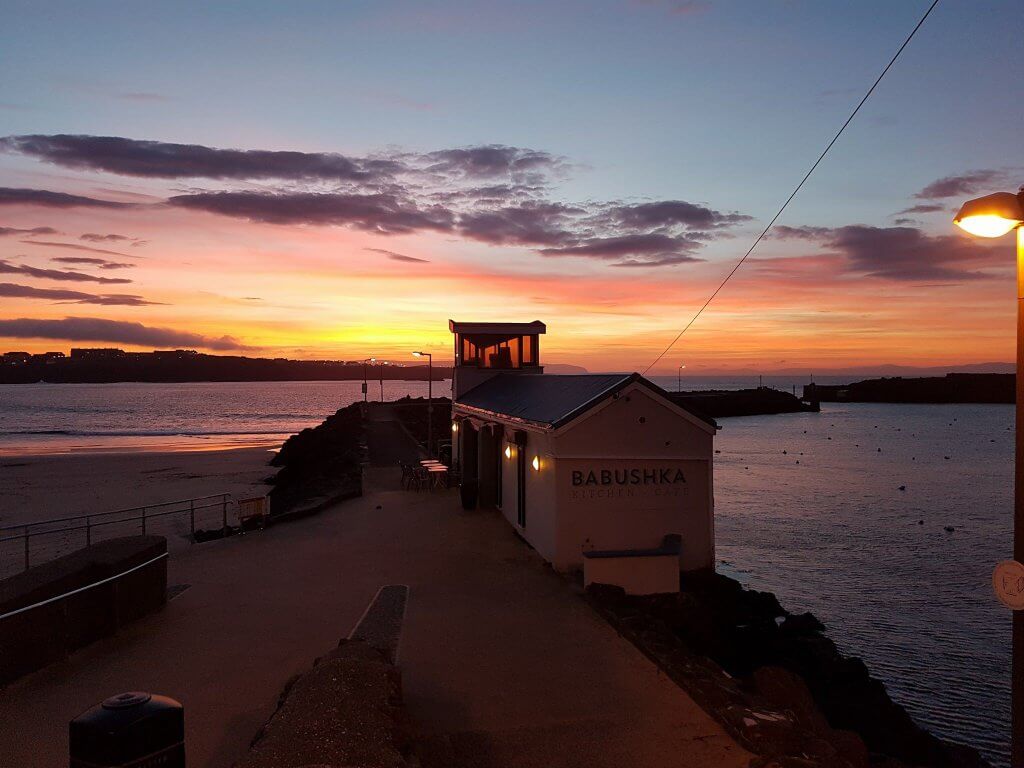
[349,584,409,663]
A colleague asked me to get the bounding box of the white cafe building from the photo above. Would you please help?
[449,320,718,594]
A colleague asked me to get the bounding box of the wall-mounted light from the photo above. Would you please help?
[532,455,540,471]
[451,422,459,433]
[504,445,512,459]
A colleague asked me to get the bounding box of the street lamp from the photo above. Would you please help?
[413,351,433,456]
[954,187,1024,768]
[678,363,686,393]
[362,357,376,402]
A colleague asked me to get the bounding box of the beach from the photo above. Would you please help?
[0,447,273,530]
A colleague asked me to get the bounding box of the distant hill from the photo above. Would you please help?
[544,363,589,374]
[679,362,1016,377]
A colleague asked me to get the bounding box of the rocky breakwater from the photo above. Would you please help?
[267,402,365,518]
[587,573,989,768]
[671,387,819,418]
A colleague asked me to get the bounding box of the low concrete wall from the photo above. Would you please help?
[583,533,682,595]
[238,639,411,768]
[0,536,167,685]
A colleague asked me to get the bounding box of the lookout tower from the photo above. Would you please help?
[449,319,546,399]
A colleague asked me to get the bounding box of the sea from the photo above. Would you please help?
[0,377,1013,766]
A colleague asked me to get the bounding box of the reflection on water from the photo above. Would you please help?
[715,403,1012,767]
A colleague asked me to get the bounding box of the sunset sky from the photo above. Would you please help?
[1,1,1021,374]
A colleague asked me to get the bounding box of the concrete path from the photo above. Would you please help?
[366,402,423,466]
[0,420,749,768]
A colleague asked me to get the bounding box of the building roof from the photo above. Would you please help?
[454,372,717,431]
[449,320,546,335]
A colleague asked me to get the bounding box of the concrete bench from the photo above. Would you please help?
[582,534,682,595]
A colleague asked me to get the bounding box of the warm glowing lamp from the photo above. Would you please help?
[531,455,540,471]
[451,422,459,433]
[953,192,1024,238]
[954,186,1024,767]
[504,445,512,459]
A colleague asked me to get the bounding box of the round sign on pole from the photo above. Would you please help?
[992,560,1024,610]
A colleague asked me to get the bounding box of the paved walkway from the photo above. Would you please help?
[0,413,749,768]
[366,401,423,466]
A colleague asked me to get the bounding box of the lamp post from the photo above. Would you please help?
[413,351,433,456]
[678,363,686,393]
[362,358,376,402]
[954,187,1024,768]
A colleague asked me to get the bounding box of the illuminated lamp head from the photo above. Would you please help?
[953,191,1024,238]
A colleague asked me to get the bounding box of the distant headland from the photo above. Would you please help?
[0,348,452,384]
[804,373,1014,404]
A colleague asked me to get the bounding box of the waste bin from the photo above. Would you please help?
[70,691,184,767]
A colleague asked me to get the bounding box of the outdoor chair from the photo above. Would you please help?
[409,466,430,492]
[399,461,415,490]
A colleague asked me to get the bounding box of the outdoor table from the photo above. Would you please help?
[427,464,449,489]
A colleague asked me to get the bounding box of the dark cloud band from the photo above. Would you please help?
[0,316,247,350]
[0,282,157,305]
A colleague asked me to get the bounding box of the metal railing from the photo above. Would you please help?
[0,494,235,578]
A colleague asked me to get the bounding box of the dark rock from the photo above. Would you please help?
[585,571,991,768]
[780,612,826,636]
[268,402,364,516]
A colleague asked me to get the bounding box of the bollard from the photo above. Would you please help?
[189,499,195,542]
[86,516,92,547]
[141,507,147,536]
[23,528,29,572]
[221,496,228,538]
[70,692,184,768]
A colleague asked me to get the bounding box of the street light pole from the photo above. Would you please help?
[954,189,1024,767]
[414,351,433,456]
[678,363,686,393]
[362,358,375,402]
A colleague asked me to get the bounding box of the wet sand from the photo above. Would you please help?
[0,447,274,530]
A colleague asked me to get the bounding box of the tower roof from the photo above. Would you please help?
[449,320,546,335]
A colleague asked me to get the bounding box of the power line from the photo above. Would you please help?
[642,0,941,375]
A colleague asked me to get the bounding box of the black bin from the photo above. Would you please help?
[70,692,184,767]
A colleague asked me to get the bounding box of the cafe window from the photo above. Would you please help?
[457,333,539,370]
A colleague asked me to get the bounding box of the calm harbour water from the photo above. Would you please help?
[0,379,1012,765]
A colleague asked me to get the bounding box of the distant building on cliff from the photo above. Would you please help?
[70,348,127,361]
[449,319,718,595]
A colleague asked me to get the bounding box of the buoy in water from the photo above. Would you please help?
[944,526,955,533]
[899,485,906,491]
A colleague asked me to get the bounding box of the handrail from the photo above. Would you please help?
[1,493,240,574]
[0,493,231,532]
[0,500,232,545]
[0,551,169,621]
